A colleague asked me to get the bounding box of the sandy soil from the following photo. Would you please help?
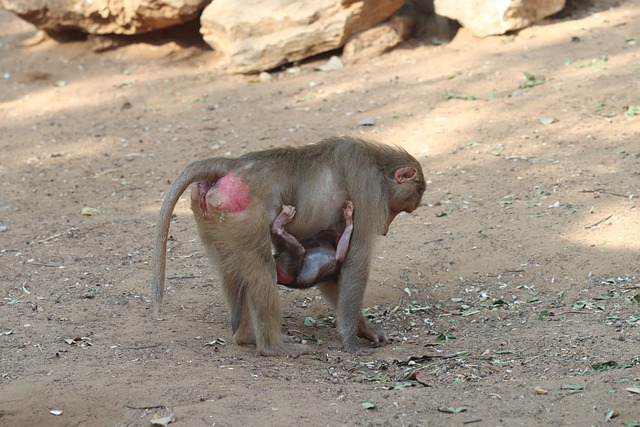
[1,2,639,426]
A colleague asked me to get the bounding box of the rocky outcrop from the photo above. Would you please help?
[434,0,565,37]
[0,0,208,35]
[200,0,405,73]
[0,0,570,73]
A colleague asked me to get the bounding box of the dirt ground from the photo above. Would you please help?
[1,1,639,426]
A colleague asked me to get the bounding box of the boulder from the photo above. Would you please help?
[200,0,405,74]
[0,0,208,35]
[434,0,565,37]
[342,15,414,64]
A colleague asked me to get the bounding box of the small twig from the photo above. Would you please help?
[167,275,202,280]
[463,419,483,425]
[584,215,613,229]
[38,233,62,243]
[423,238,444,244]
[80,164,96,175]
[558,311,591,315]
[31,262,59,268]
[486,269,525,278]
[395,351,468,365]
[439,351,468,359]
[82,164,126,177]
[523,354,543,364]
[94,166,126,177]
[125,404,167,410]
[122,344,159,350]
[504,155,532,160]
[580,189,634,198]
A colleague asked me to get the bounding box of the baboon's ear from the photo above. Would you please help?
[394,166,418,183]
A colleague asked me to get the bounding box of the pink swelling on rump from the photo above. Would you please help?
[211,174,251,213]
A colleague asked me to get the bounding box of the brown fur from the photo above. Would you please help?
[151,137,426,356]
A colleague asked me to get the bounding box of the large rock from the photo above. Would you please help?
[342,15,413,64]
[200,0,405,74]
[434,0,565,37]
[0,0,208,35]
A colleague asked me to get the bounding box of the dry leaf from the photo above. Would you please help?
[534,386,548,395]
